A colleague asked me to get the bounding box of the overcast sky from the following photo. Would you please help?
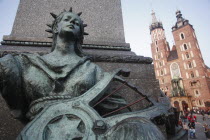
[1,0,210,66]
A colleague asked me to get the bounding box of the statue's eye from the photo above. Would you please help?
[75,21,79,26]
[64,19,68,21]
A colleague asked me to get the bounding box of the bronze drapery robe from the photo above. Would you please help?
[0,53,127,120]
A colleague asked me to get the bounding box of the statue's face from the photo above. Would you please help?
[57,12,82,39]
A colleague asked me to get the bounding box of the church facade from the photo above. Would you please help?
[150,10,210,111]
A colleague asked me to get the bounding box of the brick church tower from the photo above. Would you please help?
[150,10,210,111]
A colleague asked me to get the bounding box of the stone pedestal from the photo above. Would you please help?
[2,0,128,48]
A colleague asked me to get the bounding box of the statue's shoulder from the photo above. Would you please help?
[19,52,41,59]
[0,53,21,68]
[15,53,44,66]
[0,53,16,61]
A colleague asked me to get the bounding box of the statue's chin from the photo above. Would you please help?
[59,30,77,40]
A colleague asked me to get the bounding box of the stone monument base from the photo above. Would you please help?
[0,44,163,139]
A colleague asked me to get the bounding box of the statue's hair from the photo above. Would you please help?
[46,8,88,57]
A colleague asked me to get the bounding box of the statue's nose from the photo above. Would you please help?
[69,18,76,24]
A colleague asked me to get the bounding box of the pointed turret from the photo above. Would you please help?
[151,10,158,23]
[149,10,163,33]
[172,10,192,31]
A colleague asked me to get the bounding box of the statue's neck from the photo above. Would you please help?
[52,36,77,57]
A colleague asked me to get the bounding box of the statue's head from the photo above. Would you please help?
[46,8,88,54]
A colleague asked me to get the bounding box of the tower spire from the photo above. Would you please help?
[151,10,158,24]
[172,10,191,31]
[149,10,163,33]
[176,10,184,22]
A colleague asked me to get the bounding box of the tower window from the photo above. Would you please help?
[155,41,158,46]
[195,90,199,95]
[180,33,185,40]
[186,52,190,59]
[156,47,159,52]
[188,62,193,68]
[194,89,200,96]
[191,72,194,78]
[157,54,161,59]
[159,61,162,67]
[183,44,188,50]
[160,70,164,76]
[190,82,193,86]
[199,100,202,105]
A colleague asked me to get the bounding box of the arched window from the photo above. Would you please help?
[159,61,162,67]
[170,63,181,78]
[186,52,190,59]
[188,61,193,68]
[156,47,159,52]
[162,79,165,84]
[191,72,194,78]
[160,70,164,76]
[199,100,202,105]
[155,41,158,46]
[157,54,161,59]
[184,44,188,50]
[195,90,199,95]
[180,33,185,40]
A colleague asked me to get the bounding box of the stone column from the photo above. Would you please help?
[3,0,129,48]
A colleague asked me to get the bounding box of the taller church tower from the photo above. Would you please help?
[150,11,171,95]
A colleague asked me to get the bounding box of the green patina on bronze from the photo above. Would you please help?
[0,8,182,140]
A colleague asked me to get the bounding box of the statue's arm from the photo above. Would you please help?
[0,55,22,95]
[0,55,26,119]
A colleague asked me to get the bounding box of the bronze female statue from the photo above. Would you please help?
[0,8,176,140]
[0,8,127,121]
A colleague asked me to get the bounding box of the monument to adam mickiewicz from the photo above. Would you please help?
[0,7,170,139]
[0,0,187,139]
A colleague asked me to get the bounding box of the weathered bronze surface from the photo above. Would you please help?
[0,8,184,140]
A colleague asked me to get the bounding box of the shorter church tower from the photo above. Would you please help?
[171,10,210,109]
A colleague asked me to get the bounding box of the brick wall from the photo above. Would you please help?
[151,21,210,110]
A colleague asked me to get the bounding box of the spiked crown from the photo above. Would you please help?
[45,7,89,42]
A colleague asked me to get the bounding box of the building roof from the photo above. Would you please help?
[172,10,192,31]
[167,49,178,61]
